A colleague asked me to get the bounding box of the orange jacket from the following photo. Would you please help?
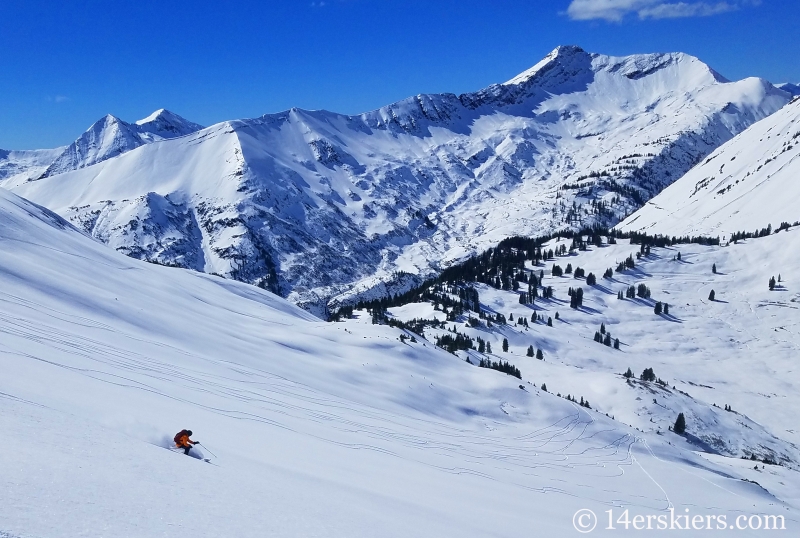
[174,431,195,448]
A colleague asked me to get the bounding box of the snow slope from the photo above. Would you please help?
[2,186,797,536]
[387,233,800,464]
[9,46,791,314]
[618,96,800,238]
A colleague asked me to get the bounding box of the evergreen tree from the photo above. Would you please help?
[555,311,560,320]
[541,383,547,392]
[637,283,651,299]
[586,272,596,285]
[478,338,485,353]
[614,338,620,350]
[565,263,573,274]
[712,263,717,274]
[526,345,534,357]
[594,331,602,342]
[677,252,682,261]
[603,333,611,346]
[547,316,553,327]
[654,301,663,315]
[536,348,544,360]
[640,367,656,382]
[663,303,669,315]
[673,412,686,434]
[509,313,514,322]
[624,367,633,378]
[769,276,776,291]
[708,289,715,301]
[600,323,606,334]
[502,338,509,352]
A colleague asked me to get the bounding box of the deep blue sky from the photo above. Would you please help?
[2,0,798,149]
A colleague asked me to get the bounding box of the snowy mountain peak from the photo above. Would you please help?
[134,108,204,140]
[483,48,730,113]
[135,108,169,124]
[37,109,203,178]
[503,45,587,86]
[102,113,123,124]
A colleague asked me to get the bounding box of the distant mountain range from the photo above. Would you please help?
[776,82,800,96]
[1,46,793,315]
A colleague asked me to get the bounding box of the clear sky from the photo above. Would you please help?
[1,0,798,149]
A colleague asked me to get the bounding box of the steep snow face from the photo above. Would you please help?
[35,110,203,178]
[618,96,800,238]
[11,47,791,314]
[1,186,798,537]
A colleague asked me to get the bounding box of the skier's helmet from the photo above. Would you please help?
[187,430,193,436]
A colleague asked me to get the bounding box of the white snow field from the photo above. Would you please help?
[2,187,798,537]
[5,46,791,314]
[618,96,800,237]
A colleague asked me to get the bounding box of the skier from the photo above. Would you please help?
[174,429,198,455]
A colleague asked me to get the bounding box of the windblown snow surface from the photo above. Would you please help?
[1,185,799,537]
[6,46,791,314]
[618,96,800,237]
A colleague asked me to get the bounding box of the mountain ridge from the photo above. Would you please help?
[617,95,800,237]
[7,46,793,315]
[35,109,203,179]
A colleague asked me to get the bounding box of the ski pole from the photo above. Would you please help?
[197,442,217,458]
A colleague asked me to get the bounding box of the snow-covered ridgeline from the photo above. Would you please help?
[618,96,800,237]
[5,47,794,314]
